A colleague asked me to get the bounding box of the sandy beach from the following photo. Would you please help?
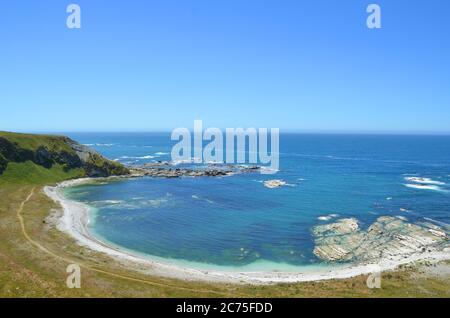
[44,178,450,285]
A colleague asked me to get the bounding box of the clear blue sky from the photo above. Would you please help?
[1,0,449,132]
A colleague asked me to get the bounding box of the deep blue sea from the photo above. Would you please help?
[63,133,450,271]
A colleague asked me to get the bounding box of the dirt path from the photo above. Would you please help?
[17,187,241,297]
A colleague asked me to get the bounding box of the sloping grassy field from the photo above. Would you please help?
[0,162,84,185]
[0,131,75,153]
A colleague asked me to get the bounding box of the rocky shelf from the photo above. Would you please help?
[128,164,261,178]
[313,216,449,263]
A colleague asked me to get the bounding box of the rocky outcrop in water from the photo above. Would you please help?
[313,216,449,263]
[263,179,287,188]
[129,165,261,178]
[130,167,231,178]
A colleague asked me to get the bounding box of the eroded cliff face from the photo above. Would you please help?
[0,133,129,178]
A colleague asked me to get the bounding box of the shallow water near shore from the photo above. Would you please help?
[63,133,450,271]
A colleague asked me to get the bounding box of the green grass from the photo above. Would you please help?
[85,152,129,175]
[0,131,129,181]
[0,131,74,153]
[0,161,85,186]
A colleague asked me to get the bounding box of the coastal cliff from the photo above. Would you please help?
[0,131,129,183]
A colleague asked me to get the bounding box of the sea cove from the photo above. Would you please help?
[52,133,450,279]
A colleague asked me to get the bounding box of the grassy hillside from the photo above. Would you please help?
[0,131,129,185]
[0,162,84,185]
[0,131,75,153]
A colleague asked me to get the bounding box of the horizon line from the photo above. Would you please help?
[6,129,450,136]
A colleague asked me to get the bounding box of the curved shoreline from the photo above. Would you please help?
[44,178,450,285]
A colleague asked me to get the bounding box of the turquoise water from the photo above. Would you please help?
[64,133,450,271]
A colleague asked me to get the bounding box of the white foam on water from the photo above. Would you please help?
[206,160,224,164]
[423,217,450,229]
[170,157,201,165]
[404,177,445,185]
[260,166,279,173]
[84,143,116,147]
[119,155,156,159]
[90,200,124,206]
[318,213,339,221]
[404,183,447,192]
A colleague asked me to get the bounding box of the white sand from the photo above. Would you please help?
[44,179,450,285]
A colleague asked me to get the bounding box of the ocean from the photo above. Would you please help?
[62,133,450,271]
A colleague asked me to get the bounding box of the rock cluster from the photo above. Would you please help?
[130,167,231,178]
[263,179,287,188]
[129,165,261,178]
[313,216,449,263]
